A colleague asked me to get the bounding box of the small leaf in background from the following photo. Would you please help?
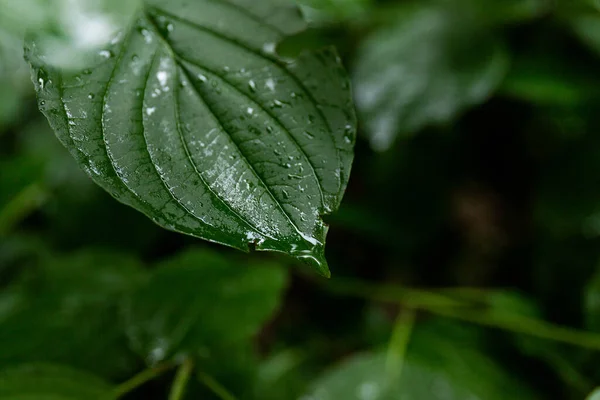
[0,363,112,399]
[0,250,145,379]
[304,324,537,400]
[124,249,287,365]
[26,0,357,276]
[353,3,509,151]
[588,387,600,400]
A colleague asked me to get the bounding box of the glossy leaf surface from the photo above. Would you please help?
[26,0,356,276]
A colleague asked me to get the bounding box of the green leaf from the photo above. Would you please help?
[353,3,508,151]
[26,0,356,277]
[0,363,111,399]
[0,250,145,379]
[588,387,600,400]
[570,14,600,57]
[124,249,287,364]
[304,328,538,400]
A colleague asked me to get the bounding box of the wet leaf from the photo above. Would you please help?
[124,249,287,365]
[0,363,111,399]
[353,3,508,151]
[26,0,356,277]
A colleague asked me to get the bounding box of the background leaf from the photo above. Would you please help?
[0,363,112,399]
[353,2,509,151]
[0,249,145,379]
[305,323,537,400]
[124,249,287,365]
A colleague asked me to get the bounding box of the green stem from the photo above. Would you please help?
[431,306,600,351]
[327,279,600,351]
[385,308,416,384]
[326,279,470,309]
[198,371,238,400]
[542,351,593,395]
[169,359,194,400]
[112,362,176,399]
[0,182,47,236]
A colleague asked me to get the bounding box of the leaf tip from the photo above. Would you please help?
[296,253,331,278]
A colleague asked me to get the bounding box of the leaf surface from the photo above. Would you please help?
[26,0,356,276]
[305,326,538,400]
[0,363,111,400]
[353,3,508,151]
[124,249,287,364]
[0,250,144,379]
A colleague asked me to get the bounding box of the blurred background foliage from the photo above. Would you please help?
[3,0,600,398]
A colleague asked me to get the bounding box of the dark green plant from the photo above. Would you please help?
[3,0,600,399]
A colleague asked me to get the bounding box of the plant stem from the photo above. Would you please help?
[198,371,238,400]
[112,362,176,399]
[385,308,416,384]
[0,182,47,236]
[169,358,194,400]
[326,279,470,309]
[326,279,600,351]
[431,306,600,351]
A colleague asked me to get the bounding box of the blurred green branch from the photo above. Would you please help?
[198,371,239,400]
[0,182,47,237]
[385,308,416,384]
[326,279,600,351]
[168,359,194,400]
[112,362,177,399]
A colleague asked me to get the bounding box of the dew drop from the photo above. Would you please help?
[99,50,113,58]
[265,78,276,91]
[88,93,95,99]
[344,124,354,144]
[248,80,256,92]
[303,131,315,140]
[263,42,276,54]
[198,74,207,83]
[36,68,49,90]
[271,100,284,109]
